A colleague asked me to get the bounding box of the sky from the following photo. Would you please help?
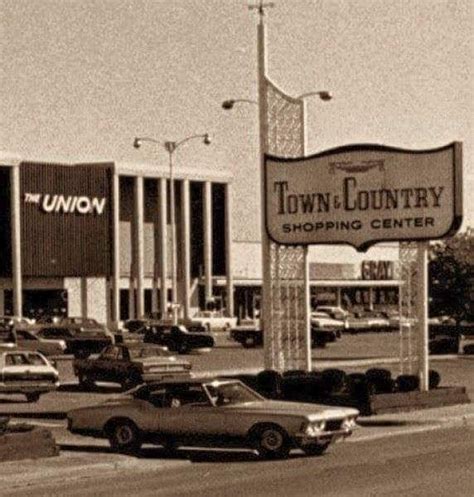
[1,0,472,259]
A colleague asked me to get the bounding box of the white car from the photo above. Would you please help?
[310,312,348,332]
[315,306,350,321]
[185,312,237,332]
[0,350,60,402]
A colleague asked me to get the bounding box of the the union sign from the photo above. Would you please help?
[265,143,463,251]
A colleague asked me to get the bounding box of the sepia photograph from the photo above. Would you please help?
[0,0,473,495]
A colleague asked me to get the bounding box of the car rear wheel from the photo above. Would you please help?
[302,441,330,456]
[177,342,189,354]
[78,374,95,391]
[242,336,257,348]
[108,419,142,453]
[251,424,291,459]
[25,392,41,403]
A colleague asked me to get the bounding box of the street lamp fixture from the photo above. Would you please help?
[132,133,211,324]
[222,91,332,110]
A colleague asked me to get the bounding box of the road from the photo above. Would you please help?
[2,426,472,497]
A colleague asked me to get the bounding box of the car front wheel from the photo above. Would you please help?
[108,419,142,453]
[25,392,41,403]
[251,425,291,459]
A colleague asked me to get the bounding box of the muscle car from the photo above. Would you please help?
[67,376,359,459]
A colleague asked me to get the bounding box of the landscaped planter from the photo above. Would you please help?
[0,420,59,462]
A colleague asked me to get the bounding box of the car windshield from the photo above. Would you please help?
[205,381,263,406]
[129,347,170,359]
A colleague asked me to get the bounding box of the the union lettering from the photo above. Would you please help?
[41,194,106,215]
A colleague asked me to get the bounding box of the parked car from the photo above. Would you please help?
[73,343,192,390]
[67,376,359,458]
[144,325,214,354]
[0,350,59,402]
[14,328,67,356]
[185,311,237,332]
[230,326,335,349]
[310,312,347,338]
[315,306,350,321]
[36,325,113,358]
[0,326,17,350]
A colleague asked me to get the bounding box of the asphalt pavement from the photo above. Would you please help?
[1,422,472,497]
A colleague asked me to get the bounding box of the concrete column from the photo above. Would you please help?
[158,178,168,319]
[134,176,145,318]
[336,287,342,307]
[80,277,88,317]
[203,181,213,305]
[181,180,191,319]
[0,289,5,315]
[111,172,121,325]
[224,183,234,317]
[10,165,22,316]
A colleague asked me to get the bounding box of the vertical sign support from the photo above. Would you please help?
[416,241,429,391]
[257,11,273,371]
[255,4,311,372]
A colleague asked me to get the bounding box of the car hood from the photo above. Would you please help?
[224,400,359,419]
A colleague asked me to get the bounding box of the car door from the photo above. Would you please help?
[145,384,230,440]
[95,345,121,381]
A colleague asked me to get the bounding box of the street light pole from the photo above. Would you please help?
[133,134,211,325]
[164,141,178,325]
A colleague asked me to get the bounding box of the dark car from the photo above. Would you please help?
[230,326,334,349]
[36,325,113,358]
[144,325,214,354]
[73,343,192,390]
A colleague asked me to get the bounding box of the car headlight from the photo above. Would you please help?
[304,421,326,436]
[342,417,357,430]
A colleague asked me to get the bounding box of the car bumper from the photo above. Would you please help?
[0,381,59,394]
[295,428,354,446]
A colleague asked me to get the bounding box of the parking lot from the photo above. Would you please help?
[0,331,472,415]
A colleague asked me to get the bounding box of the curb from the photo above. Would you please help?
[350,411,474,443]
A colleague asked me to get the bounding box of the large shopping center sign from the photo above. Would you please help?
[21,162,113,276]
[265,143,462,251]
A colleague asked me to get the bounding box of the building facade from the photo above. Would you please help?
[0,155,233,326]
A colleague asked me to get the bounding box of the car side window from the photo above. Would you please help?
[5,353,29,366]
[101,346,120,360]
[17,330,34,340]
[26,353,47,366]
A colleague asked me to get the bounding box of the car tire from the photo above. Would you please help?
[74,350,90,359]
[250,424,291,460]
[242,336,256,348]
[123,372,142,391]
[25,392,41,403]
[177,342,189,354]
[107,419,142,454]
[78,374,95,391]
[302,441,330,457]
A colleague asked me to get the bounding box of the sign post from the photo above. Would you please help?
[265,142,463,390]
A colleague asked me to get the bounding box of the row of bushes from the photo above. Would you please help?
[233,368,441,404]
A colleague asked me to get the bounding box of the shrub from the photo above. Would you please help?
[429,369,441,389]
[256,370,282,399]
[396,374,420,392]
[365,368,394,394]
